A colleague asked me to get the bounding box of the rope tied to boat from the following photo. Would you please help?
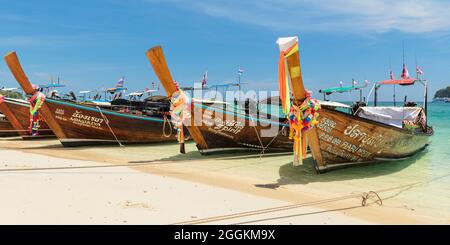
[288,91,321,166]
[170,89,191,153]
[247,114,286,158]
[28,91,45,136]
[96,106,124,147]
[361,191,383,206]
[162,115,173,138]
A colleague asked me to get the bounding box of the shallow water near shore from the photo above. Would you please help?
[296,102,450,222]
[0,103,448,223]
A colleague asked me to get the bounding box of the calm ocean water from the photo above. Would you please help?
[308,102,450,222]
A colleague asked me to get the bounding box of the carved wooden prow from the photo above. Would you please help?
[3,51,67,139]
[146,46,208,150]
[276,37,324,169]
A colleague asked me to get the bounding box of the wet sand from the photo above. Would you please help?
[0,137,445,224]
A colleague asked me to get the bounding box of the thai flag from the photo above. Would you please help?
[202,71,208,88]
[416,66,424,75]
[389,70,395,80]
[401,64,409,79]
[116,77,125,88]
[237,68,244,76]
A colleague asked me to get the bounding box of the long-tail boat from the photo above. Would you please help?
[0,110,18,137]
[146,46,294,154]
[277,36,433,173]
[0,96,55,139]
[4,51,178,146]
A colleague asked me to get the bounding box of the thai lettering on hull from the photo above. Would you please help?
[64,110,105,130]
[317,116,387,161]
[343,124,385,148]
[202,109,244,136]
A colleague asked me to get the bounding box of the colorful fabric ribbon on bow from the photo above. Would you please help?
[170,89,191,145]
[278,42,299,115]
[0,95,4,104]
[29,92,45,136]
[288,93,321,166]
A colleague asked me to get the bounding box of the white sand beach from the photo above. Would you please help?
[0,137,446,224]
[0,148,368,225]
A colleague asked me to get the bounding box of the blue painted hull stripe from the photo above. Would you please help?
[45,99,289,127]
[46,99,165,123]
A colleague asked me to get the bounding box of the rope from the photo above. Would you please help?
[173,172,450,225]
[361,191,382,206]
[162,115,173,138]
[0,161,171,172]
[247,114,286,157]
[96,106,124,147]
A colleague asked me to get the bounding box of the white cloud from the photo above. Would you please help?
[148,0,450,33]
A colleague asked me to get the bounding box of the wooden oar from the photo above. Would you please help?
[3,51,67,139]
[146,46,208,152]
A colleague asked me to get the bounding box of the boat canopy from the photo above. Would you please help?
[128,92,144,96]
[181,82,244,91]
[89,100,111,106]
[319,85,364,94]
[192,98,229,105]
[378,78,416,86]
[356,106,422,128]
[317,100,350,108]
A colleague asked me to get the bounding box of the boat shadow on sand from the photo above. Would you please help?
[255,150,429,188]
[128,148,293,164]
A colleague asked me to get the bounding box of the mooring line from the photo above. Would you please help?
[96,106,124,147]
[0,161,169,172]
[173,172,450,225]
[162,115,173,138]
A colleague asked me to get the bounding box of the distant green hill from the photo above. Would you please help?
[434,86,450,98]
[0,90,24,99]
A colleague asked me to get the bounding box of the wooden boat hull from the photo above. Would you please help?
[189,102,293,153]
[309,108,432,172]
[0,115,18,137]
[146,46,293,154]
[0,98,55,139]
[42,98,177,147]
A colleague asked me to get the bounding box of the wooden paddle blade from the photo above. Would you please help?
[145,46,178,97]
[4,51,35,94]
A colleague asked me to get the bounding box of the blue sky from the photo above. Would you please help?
[0,0,449,101]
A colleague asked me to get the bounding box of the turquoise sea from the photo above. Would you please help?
[300,102,450,222]
[222,99,450,222]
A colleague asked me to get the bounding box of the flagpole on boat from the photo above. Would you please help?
[390,57,396,106]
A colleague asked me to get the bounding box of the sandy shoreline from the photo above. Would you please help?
[0,137,444,224]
